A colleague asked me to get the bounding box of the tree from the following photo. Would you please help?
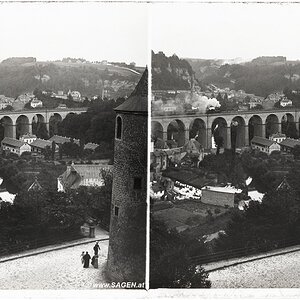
[150,218,211,288]
[216,92,223,102]
[293,145,300,160]
[35,122,49,140]
[42,146,52,160]
[61,141,81,158]
[285,122,298,139]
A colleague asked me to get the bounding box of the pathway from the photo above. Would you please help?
[0,228,109,289]
[208,247,300,288]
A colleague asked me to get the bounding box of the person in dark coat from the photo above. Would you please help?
[83,251,91,268]
[93,242,100,255]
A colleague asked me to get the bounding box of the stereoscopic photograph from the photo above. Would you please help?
[150,2,300,289]
[0,1,147,290]
[1,0,300,298]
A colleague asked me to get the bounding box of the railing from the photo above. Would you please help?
[190,237,300,265]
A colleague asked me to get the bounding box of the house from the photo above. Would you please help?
[183,138,205,163]
[49,135,80,146]
[30,138,53,154]
[280,97,293,107]
[265,92,284,102]
[279,138,300,153]
[251,136,281,154]
[30,99,43,108]
[84,143,99,152]
[154,138,168,150]
[68,90,82,102]
[151,147,185,173]
[1,137,31,156]
[269,133,286,144]
[19,133,37,144]
[57,104,67,109]
[17,93,34,103]
[56,91,68,100]
[201,185,242,208]
[57,163,112,192]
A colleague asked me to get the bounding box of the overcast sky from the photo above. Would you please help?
[151,2,300,61]
[0,2,148,66]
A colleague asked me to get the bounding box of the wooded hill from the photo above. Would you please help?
[0,58,142,99]
[187,56,300,97]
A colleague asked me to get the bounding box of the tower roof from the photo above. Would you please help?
[114,68,148,114]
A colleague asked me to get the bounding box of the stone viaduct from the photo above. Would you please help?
[151,108,300,149]
[0,107,88,139]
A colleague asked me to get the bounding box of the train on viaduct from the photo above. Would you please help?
[151,108,300,149]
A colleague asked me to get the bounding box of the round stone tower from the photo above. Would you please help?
[106,68,148,283]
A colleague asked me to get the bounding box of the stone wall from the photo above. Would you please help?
[106,112,147,283]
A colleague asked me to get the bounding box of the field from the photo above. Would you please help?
[153,199,231,239]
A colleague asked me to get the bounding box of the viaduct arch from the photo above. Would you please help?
[152,108,300,150]
[0,108,87,140]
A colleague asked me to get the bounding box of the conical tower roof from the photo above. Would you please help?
[114,67,148,114]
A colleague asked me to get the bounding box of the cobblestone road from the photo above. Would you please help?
[209,250,300,288]
[0,240,109,289]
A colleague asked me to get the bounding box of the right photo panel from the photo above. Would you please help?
[150,2,300,289]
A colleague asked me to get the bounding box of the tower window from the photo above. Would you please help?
[133,177,142,190]
[116,116,122,139]
[114,206,119,216]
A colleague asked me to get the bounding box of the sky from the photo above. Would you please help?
[0,2,148,66]
[151,2,300,61]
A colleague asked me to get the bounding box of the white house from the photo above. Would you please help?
[68,90,82,102]
[30,99,43,108]
[269,133,286,144]
[280,97,293,107]
[57,163,112,192]
[1,137,31,156]
[201,185,242,208]
[251,136,281,154]
[19,133,37,144]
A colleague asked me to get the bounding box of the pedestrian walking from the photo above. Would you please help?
[80,251,85,264]
[83,251,91,268]
[93,242,100,256]
[91,255,98,269]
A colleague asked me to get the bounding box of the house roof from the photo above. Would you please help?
[270,133,286,139]
[84,143,99,151]
[251,136,275,147]
[1,137,26,148]
[276,177,291,191]
[114,68,147,114]
[31,138,52,149]
[279,138,300,148]
[28,178,43,191]
[59,164,112,190]
[183,138,203,153]
[49,135,80,145]
[154,138,169,149]
[20,133,37,139]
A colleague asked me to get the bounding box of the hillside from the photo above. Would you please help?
[152,51,194,90]
[187,56,300,97]
[0,58,143,99]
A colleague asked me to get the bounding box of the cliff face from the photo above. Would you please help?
[152,51,195,90]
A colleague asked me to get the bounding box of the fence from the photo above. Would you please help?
[0,230,82,258]
[191,237,300,265]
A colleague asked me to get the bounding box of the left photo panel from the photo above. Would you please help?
[0,2,148,289]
